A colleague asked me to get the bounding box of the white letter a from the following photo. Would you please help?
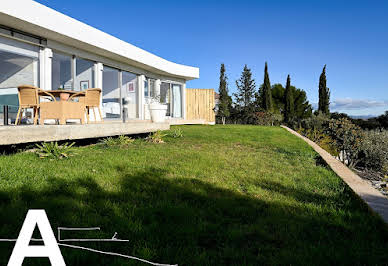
[8,210,65,266]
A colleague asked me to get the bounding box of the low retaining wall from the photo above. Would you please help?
[282,125,388,224]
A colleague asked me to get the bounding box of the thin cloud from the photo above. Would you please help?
[331,98,388,110]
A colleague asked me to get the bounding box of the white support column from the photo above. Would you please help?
[95,63,104,121]
[155,79,161,99]
[182,82,187,120]
[138,75,145,120]
[95,63,103,89]
[39,47,52,90]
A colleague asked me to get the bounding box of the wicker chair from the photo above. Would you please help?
[15,85,56,125]
[69,88,103,123]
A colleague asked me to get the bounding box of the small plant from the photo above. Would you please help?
[146,130,166,143]
[35,142,75,159]
[171,128,183,138]
[101,135,134,147]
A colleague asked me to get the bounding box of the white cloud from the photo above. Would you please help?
[331,98,388,110]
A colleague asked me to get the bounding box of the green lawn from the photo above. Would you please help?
[0,125,387,265]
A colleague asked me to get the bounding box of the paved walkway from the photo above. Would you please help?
[282,125,388,224]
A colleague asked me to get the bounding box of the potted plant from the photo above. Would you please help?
[149,95,167,123]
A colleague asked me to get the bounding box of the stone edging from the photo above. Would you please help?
[281,125,388,224]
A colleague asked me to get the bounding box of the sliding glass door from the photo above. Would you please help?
[160,82,171,116]
[172,84,182,118]
[0,36,39,124]
[121,71,138,119]
[102,66,121,119]
[159,82,182,118]
[74,58,95,91]
[52,52,72,90]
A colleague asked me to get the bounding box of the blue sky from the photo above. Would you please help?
[35,0,388,116]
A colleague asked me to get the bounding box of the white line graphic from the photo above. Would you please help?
[0,227,177,265]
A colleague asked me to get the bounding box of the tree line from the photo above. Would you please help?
[217,62,330,126]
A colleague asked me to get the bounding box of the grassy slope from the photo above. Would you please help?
[0,125,387,265]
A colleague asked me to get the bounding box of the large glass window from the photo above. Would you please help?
[172,84,182,118]
[52,52,72,90]
[160,82,171,116]
[121,71,138,119]
[159,82,182,118]
[0,42,39,124]
[144,78,156,99]
[75,58,95,91]
[102,66,120,119]
[144,79,149,98]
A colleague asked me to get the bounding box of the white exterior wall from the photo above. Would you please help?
[0,0,195,122]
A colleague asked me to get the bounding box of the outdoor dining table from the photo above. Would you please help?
[38,89,86,125]
[38,89,84,101]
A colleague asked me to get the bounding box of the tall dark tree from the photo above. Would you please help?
[284,75,294,123]
[217,63,232,125]
[269,83,312,120]
[318,65,330,114]
[262,62,273,112]
[234,65,256,121]
[270,83,285,113]
[293,87,312,119]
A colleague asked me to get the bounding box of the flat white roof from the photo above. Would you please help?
[0,0,199,80]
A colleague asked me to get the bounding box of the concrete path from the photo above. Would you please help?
[282,125,388,224]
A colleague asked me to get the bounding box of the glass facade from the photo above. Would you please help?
[159,82,182,118]
[52,52,72,90]
[75,58,95,91]
[0,34,185,124]
[0,36,39,124]
[102,65,121,119]
[121,71,138,119]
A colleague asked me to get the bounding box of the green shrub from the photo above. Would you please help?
[101,135,134,147]
[328,118,365,168]
[146,130,167,143]
[171,128,183,138]
[300,112,331,131]
[254,112,283,126]
[360,130,388,174]
[298,128,338,156]
[35,142,75,159]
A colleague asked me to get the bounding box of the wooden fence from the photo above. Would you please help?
[186,89,215,124]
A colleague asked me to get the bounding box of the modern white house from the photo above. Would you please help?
[0,0,199,126]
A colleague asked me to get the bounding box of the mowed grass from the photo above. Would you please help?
[0,125,387,265]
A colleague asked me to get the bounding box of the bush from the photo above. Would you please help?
[297,128,338,156]
[171,128,183,138]
[35,142,75,159]
[299,112,331,131]
[328,118,365,168]
[146,130,167,143]
[101,135,134,147]
[360,130,388,174]
[254,112,283,126]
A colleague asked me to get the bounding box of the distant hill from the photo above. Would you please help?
[350,115,376,120]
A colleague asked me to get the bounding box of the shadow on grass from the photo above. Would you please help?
[0,167,387,265]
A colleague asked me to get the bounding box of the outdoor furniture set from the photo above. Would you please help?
[15,85,103,125]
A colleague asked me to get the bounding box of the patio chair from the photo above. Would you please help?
[69,88,103,123]
[15,85,56,125]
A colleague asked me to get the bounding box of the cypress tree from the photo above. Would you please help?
[217,63,232,125]
[262,62,273,112]
[318,65,330,114]
[284,75,294,123]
